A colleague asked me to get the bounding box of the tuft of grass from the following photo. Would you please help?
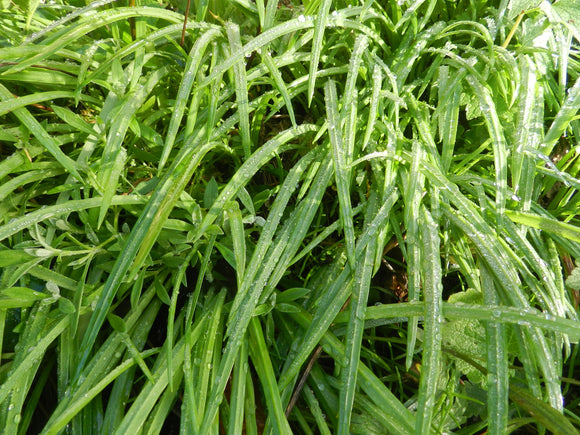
[1,0,580,433]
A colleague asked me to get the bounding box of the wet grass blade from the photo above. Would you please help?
[338,214,376,434]
[414,207,443,434]
[288,309,416,434]
[506,210,580,243]
[481,264,508,435]
[226,22,252,159]
[0,83,81,181]
[76,138,218,374]
[307,0,332,106]
[465,74,508,223]
[542,75,580,155]
[160,28,221,170]
[248,317,292,433]
[325,80,356,271]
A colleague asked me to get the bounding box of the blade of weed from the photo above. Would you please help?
[288,309,415,434]
[278,188,399,391]
[510,385,579,435]
[227,340,248,434]
[194,290,226,422]
[465,74,508,224]
[0,307,68,407]
[337,195,377,435]
[97,65,171,227]
[481,263,509,435]
[0,83,81,181]
[248,317,292,433]
[335,301,580,337]
[0,91,95,117]
[1,7,186,75]
[225,201,246,289]
[325,80,356,270]
[226,22,252,159]
[362,65,382,151]
[0,196,144,243]
[403,141,425,369]
[260,49,297,127]
[436,65,463,172]
[513,56,541,202]
[194,124,316,241]
[414,207,443,434]
[76,137,217,375]
[308,0,332,106]
[542,75,580,156]
[506,210,580,243]
[160,28,221,170]
[202,148,333,433]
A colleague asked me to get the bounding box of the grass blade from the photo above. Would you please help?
[481,264,509,435]
[76,138,217,374]
[226,22,252,159]
[414,207,443,434]
[160,28,221,170]
[325,80,356,270]
[308,0,332,106]
[337,200,377,434]
[248,317,292,433]
[0,83,81,181]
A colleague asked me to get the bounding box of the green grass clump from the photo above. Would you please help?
[1,0,580,433]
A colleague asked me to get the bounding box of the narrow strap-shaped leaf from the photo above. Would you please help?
[194,124,317,242]
[0,310,68,406]
[0,83,81,181]
[75,137,217,375]
[0,91,95,117]
[226,22,252,159]
[436,65,464,172]
[194,290,226,422]
[465,74,508,224]
[342,34,368,160]
[198,129,319,433]
[260,49,297,127]
[512,56,541,203]
[226,201,246,289]
[0,195,145,243]
[1,7,185,75]
[481,263,508,435]
[308,0,332,106]
[198,9,387,90]
[414,206,443,434]
[335,302,580,339]
[338,200,377,435]
[98,65,171,227]
[542,74,580,156]
[278,188,399,391]
[404,141,425,369]
[506,210,580,243]
[509,385,579,435]
[248,318,293,433]
[362,65,382,150]
[227,340,248,435]
[288,309,415,434]
[325,80,356,270]
[160,28,221,170]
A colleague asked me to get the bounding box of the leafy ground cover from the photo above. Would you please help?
[1,0,580,433]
